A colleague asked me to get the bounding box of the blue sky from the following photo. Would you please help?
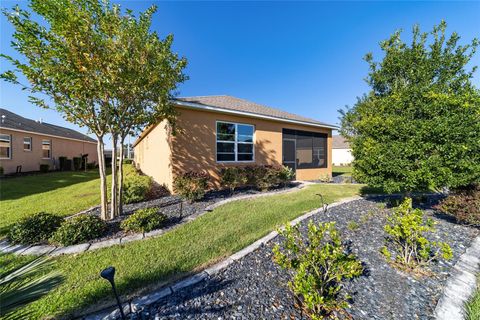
[1,1,479,142]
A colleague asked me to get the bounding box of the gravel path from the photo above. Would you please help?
[139,196,478,320]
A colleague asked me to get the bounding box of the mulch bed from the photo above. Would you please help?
[83,184,298,244]
[138,195,478,320]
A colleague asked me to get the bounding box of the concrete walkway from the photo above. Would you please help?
[434,236,480,320]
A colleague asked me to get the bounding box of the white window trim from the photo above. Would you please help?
[23,137,32,151]
[0,134,12,159]
[42,139,51,159]
[216,121,255,163]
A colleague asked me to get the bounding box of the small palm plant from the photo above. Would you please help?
[0,254,63,318]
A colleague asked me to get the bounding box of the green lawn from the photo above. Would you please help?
[14,183,363,318]
[332,165,352,177]
[466,275,480,320]
[0,170,110,236]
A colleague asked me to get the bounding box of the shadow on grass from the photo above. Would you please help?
[0,170,102,201]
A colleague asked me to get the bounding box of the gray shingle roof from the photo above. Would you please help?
[332,135,350,149]
[0,108,96,143]
[174,95,337,128]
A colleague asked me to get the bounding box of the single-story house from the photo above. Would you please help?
[133,95,338,191]
[0,108,98,174]
[332,135,353,166]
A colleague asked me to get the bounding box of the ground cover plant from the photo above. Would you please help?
[11,184,363,318]
[273,221,363,319]
[381,198,452,271]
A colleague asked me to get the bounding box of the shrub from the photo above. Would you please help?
[8,212,63,245]
[220,167,247,193]
[73,157,82,170]
[0,166,3,176]
[58,156,67,171]
[39,164,49,173]
[86,162,97,170]
[273,221,363,319]
[123,159,133,164]
[276,165,294,186]
[173,171,209,202]
[120,208,167,233]
[123,164,152,204]
[381,198,452,270]
[50,214,106,246]
[436,185,480,227]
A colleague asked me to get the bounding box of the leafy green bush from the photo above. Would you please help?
[173,171,209,202]
[123,164,152,204]
[39,164,49,173]
[123,159,133,164]
[340,22,480,193]
[58,156,67,171]
[50,215,106,246]
[381,198,452,269]
[73,157,82,170]
[220,165,294,193]
[273,221,363,319]
[8,212,63,245]
[86,162,96,170]
[436,185,480,227]
[220,167,247,193]
[120,208,167,233]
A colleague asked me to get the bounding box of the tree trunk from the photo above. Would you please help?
[117,137,125,216]
[110,135,119,219]
[97,136,108,220]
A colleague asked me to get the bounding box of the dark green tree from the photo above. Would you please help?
[340,21,480,193]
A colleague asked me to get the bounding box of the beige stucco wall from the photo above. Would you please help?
[0,128,98,174]
[134,120,173,190]
[171,107,332,187]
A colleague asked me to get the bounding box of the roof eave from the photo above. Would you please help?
[172,100,339,130]
[133,100,339,147]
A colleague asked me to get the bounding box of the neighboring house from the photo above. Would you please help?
[134,95,337,191]
[0,108,98,174]
[332,135,353,166]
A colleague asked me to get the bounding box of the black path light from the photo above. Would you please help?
[100,266,126,320]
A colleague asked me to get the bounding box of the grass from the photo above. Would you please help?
[332,165,352,177]
[15,183,364,318]
[0,170,110,236]
[465,275,480,320]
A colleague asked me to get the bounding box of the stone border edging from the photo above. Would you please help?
[83,195,362,320]
[0,183,307,257]
[434,236,480,320]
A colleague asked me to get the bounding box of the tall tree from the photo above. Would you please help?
[340,21,480,193]
[104,4,186,217]
[2,0,187,219]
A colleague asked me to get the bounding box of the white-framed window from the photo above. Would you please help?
[0,134,11,159]
[42,139,51,159]
[216,121,254,162]
[23,137,32,151]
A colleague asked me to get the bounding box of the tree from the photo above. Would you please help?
[104,6,186,217]
[1,0,187,219]
[340,21,480,193]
